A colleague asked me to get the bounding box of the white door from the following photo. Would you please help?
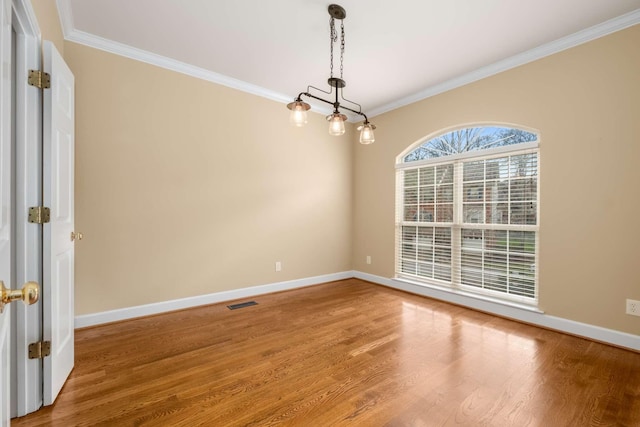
[1,0,14,422]
[13,0,44,417]
[42,40,74,406]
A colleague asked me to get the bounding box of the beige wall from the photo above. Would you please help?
[354,25,640,335]
[64,42,354,314]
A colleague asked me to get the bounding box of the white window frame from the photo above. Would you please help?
[395,140,540,306]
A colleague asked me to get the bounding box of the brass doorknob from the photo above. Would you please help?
[0,281,39,313]
[71,231,84,242]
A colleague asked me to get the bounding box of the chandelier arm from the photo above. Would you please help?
[335,104,367,120]
[298,92,367,121]
[338,91,363,114]
[299,92,335,109]
[307,84,333,96]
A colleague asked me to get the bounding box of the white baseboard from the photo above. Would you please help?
[74,271,354,329]
[354,271,640,352]
[75,270,639,352]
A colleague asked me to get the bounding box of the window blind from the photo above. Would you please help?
[396,145,539,305]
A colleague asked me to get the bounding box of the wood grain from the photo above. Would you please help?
[12,279,640,426]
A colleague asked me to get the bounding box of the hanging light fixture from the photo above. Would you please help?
[286,4,376,144]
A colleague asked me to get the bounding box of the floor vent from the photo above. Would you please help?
[227,301,258,310]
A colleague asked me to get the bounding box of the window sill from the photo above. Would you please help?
[392,276,544,314]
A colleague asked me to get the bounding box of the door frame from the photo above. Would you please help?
[10,0,41,417]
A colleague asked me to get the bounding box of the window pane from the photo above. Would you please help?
[417,205,434,222]
[404,169,418,186]
[402,260,417,275]
[463,204,483,223]
[461,250,482,270]
[509,277,535,298]
[417,227,434,243]
[486,203,508,224]
[402,243,416,260]
[509,231,535,253]
[464,161,484,182]
[418,262,433,277]
[434,247,451,264]
[510,179,537,202]
[419,167,434,185]
[436,204,453,222]
[402,226,416,242]
[434,227,452,282]
[485,273,507,292]
[434,264,451,281]
[436,164,454,184]
[402,225,452,283]
[463,182,484,202]
[434,228,451,245]
[436,184,454,203]
[510,154,537,178]
[510,202,536,225]
[484,252,507,273]
[401,226,417,260]
[461,229,482,247]
[486,157,508,180]
[485,230,507,251]
[419,186,434,203]
[461,229,483,288]
[404,206,417,221]
[485,180,507,202]
[417,245,433,262]
[403,127,537,162]
[461,269,482,287]
[509,254,535,276]
[404,187,418,204]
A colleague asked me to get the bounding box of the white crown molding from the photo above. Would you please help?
[66,29,295,105]
[74,271,354,328]
[367,8,640,118]
[55,0,73,38]
[354,271,640,352]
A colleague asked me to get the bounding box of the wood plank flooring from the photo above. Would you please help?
[13,279,640,426]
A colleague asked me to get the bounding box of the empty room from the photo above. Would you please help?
[3,0,640,425]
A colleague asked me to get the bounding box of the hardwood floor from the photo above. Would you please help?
[13,279,640,426]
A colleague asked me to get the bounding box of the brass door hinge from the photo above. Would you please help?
[28,341,51,359]
[28,207,50,224]
[28,70,51,89]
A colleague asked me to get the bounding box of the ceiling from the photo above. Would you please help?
[57,0,640,120]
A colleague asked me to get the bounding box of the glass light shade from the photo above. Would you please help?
[287,101,310,127]
[358,124,375,144]
[327,113,346,136]
[289,108,308,127]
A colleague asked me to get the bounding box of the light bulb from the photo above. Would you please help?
[289,106,308,127]
[357,122,376,144]
[286,100,310,127]
[359,124,375,144]
[327,113,346,136]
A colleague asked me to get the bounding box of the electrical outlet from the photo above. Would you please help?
[627,299,640,316]
[366,256,372,265]
[275,261,282,272]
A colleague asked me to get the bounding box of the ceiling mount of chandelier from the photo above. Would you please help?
[286,4,376,144]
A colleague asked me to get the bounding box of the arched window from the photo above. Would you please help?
[396,125,539,304]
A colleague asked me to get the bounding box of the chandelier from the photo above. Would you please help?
[286,4,376,144]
